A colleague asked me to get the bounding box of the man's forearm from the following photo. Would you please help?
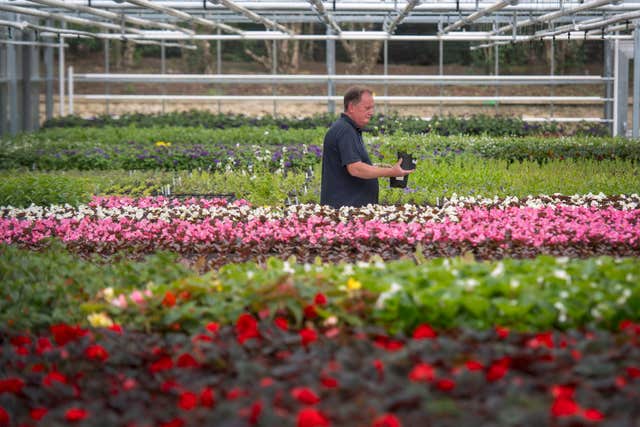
[346,162,393,179]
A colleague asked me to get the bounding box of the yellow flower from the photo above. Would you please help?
[155,141,171,147]
[346,277,362,291]
[87,312,114,328]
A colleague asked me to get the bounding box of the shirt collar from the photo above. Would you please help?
[340,113,362,133]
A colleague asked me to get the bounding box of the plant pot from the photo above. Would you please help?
[389,151,416,189]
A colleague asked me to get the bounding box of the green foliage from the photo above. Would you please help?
[2,245,639,334]
[0,244,192,332]
[38,111,609,137]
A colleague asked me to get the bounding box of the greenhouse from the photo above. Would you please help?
[1,2,640,427]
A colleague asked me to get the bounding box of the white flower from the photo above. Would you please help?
[490,262,504,278]
[375,282,402,309]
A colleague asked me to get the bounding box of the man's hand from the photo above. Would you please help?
[389,158,414,177]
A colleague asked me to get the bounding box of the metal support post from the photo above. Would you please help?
[439,28,443,117]
[7,33,18,136]
[633,24,639,138]
[604,39,614,134]
[161,40,166,114]
[550,37,555,119]
[614,38,630,137]
[22,29,39,131]
[58,35,65,116]
[326,27,336,114]
[272,39,277,116]
[383,39,388,116]
[0,34,7,137]
[217,28,221,114]
[104,36,110,115]
[45,19,54,122]
[68,66,74,115]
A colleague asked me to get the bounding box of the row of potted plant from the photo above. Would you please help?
[3,127,637,172]
[2,243,639,333]
[0,316,638,426]
[39,110,605,136]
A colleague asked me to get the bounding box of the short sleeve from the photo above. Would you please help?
[335,130,362,167]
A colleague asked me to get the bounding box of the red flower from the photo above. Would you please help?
[465,360,484,371]
[300,328,318,347]
[161,380,180,393]
[42,371,67,387]
[150,356,174,373]
[274,317,289,331]
[303,305,318,319]
[260,377,274,387]
[30,407,48,421]
[373,336,404,352]
[495,326,510,339]
[409,362,435,382]
[177,353,199,368]
[551,398,579,417]
[50,324,87,346]
[226,387,247,400]
[0,377,24,394]
[160,418,185,427]
[582,408,605,421]
[627,366,640,379]
[36,337,53,354]
[373,359,384,379]
[320,376,339,389]
[526,332,554,349]
[162,291,176,308]
[372,413,401,427]
[486,357,511,382]
[297,408,330,427]
[236,313,260,344]
[200,387,215,408]
[0,406,9,426]
[412,324,437,340]
[206,322,220,334]
[436,378,456,392]
[10,336,31,346]
[291,387,321,405]
[85,344,109,362]
[65,407,88,422]
[108,324,123,334]
[314,293,328,306]
[179,391,198,411]
[248,400,263,425]
[551,385,575,400]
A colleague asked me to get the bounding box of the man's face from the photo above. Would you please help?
[347,92,375,128]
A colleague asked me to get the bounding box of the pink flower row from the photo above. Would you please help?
[2,206,639,249]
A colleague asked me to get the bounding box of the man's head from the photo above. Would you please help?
[343,86,374,129]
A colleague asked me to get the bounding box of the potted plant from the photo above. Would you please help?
[386,136,417,189]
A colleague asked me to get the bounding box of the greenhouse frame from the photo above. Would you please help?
[1,0,639,137]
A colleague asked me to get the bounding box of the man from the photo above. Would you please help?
[320,86,414,208]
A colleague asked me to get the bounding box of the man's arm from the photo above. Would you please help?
[346,158,414,179]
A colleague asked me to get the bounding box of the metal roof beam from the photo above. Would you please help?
[442,0,517,34]
[124,0,242,34]
[534,10,640,37]
[308,0,341,33]
[385,0,420,34]
[214,0,292,34]
[491,0,618,35]
[26,0,195,34]
[0,3,143,34]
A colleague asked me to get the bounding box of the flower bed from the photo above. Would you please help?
[2,244,639,333]
[2,196,639,264]
[1,319,639,427]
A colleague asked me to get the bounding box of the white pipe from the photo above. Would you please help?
[308,0,341,34]
[217,0,292,34]
[27,0,195,34]
[6,1,640,13]
[76,94,608,104]
[0,3,143,34]
[492,0,618,35]
[124,0,242,34]
[58,36,64,116]
[443,0,515,34]
[613,38,619,137]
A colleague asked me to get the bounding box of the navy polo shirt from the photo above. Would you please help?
[320,114,379,208]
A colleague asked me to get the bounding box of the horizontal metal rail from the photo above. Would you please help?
[75,94,609,104]
[73,73,611,86]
